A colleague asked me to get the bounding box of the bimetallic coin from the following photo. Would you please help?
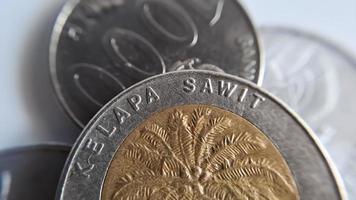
[261,26,356,198]
[0,144,70,200]
[102,105,299,200]
[50,0,263,127]
[57,71,345,200]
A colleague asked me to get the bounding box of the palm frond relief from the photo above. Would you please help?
[111,107,298,200]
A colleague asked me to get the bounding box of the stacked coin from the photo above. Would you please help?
[0,0,353,199]
[57,71,345,200]
[0,145,69,199]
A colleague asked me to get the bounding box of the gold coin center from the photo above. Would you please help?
[102,105,299,200]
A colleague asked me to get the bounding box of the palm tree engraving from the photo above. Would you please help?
[110,107,298,200]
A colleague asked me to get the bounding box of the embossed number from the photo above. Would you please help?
[140,0,198,47]
[72,63,125,107]
[103,28,166,77]
[70,0,226,109]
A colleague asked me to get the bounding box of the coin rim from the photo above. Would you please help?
[49,0,265,128]
[56,70,346,200]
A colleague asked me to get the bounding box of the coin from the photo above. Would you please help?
[50,0,263,127]
[0,144,70,200]
[0,171,10,199]
[261,26,356,198]
[57,71,345,200]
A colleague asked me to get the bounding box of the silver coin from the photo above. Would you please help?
[261,26,356,198]
[57,71,345,200]
[0,144,70,200]
[50,0,263,128]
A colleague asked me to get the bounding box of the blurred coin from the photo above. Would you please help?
[0,144,69,200]
[0,171,10,200]
[50,0,263,128]
[261,26,356,198]
[57,71,345,200]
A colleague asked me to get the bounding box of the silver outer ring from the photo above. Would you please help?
[57,71,345,200]
[49,0,265,128]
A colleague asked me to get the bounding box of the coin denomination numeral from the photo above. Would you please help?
[140,0,198,47]
[71,64,125,108]
[208,0,225,27]
[84,138,104,155]
[103,28,166,77]
[69,0,232,115]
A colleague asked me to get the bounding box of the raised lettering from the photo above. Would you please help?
[96,124,117,138]
[140,0,198,46]
[128,95,142,111]
[251,93,266,109]
[238,88,248,102]
[201,78,213,94]
[75,162,94,178]
[113,107,131,124]
[84,138,104,155]
[183,78,196,93]
[218,80,237,97]
[146,87,160,104]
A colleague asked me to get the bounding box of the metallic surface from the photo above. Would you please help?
[50,0,263,127]
[0,144,70,200]
[57,71,345,200]
[102,105,299,199]
[261,26,356,198]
